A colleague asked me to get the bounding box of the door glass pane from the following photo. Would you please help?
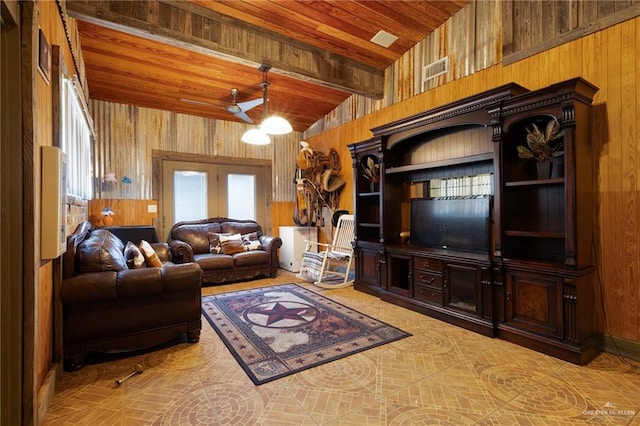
[174,171,207,222]
[228,173,255,220]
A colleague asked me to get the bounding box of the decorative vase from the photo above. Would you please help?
[103,215,114,226]
[536,161,552,179]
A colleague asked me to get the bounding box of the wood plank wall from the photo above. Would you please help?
[502,0,640,64]
[89,100,302,235]
[87,198,159,227]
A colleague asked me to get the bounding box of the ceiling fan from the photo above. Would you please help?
[225,88,263,124]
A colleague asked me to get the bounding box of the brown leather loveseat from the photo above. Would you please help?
[61,222,203,371]
[167,218,282,285]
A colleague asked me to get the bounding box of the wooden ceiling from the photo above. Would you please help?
[68,0,468,132]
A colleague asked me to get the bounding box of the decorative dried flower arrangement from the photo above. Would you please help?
[361,157,380,183]
[516,118,564,162]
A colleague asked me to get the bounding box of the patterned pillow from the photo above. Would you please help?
[208,232,231,254]
[219,234,245,255]
[124,241,146,269]
[241,232,262,250]
[139,240,163,267]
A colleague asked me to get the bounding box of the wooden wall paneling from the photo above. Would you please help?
[87,199,159,227]
[602,22,626,335]
[503,0,640,65]
[618,18,638,338]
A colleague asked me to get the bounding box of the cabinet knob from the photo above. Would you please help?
[421,277,435,284]
[506,291,511,301]
[443,279,448,288]
[423,262,430,269]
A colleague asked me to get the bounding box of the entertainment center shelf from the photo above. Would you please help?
[386,153,494,175]
[348,78,600,365]
[504,177,564,187]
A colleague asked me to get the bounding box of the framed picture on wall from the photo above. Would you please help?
[38,28,51,84]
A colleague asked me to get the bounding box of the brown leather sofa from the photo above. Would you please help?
[61,222,203,371]
[167,218,282,285]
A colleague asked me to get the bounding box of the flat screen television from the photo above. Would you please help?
[410,196,491,253]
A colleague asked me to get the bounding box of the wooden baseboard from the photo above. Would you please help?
[602,335,640,361]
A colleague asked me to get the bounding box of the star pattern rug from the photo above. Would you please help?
[202,283,411,385]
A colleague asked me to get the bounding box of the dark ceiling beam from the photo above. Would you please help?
[66,0,384,99]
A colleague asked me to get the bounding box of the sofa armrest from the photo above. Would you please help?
[259,235,283,268]
[151,242,172,262]
[168,240,194,263]
[161,263,202,292]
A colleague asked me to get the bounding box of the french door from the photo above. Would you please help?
[161,160,270,239]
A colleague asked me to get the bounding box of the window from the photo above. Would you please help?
[60,77,93,199]
[173,170,207,222]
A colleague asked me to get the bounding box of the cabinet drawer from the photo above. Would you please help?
[413,257,443,273]
[413,271,442,289]
[414,285,442,305]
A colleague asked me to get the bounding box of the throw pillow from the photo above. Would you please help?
[241,232,262,251]
[139,239,163,267]
[207,232,231,254]
[219,233,245,255]
[124,241,146,269]
[244,240,262,251]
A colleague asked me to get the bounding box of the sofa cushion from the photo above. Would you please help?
[78,229,128,273]
[234,250,270,267]
[193,253,235,270]
[124,241,146,269]
[173,223,223,254]
[139,240,163,267]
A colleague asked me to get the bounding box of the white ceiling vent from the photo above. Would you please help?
[422,57,449,84]
[370,30,398,48]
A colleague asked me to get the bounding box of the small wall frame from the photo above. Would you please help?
[38,28,51,84]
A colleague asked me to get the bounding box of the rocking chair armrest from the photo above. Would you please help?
[303,241,330,251]
[328,243,353,252]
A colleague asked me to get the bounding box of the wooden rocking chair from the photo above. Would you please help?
[297,214,355,288]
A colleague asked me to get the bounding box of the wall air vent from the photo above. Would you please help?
[422,57,449,86]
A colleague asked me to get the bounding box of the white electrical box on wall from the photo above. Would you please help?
[41,146,67,259]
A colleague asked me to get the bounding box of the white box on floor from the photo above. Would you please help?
[279,226,318,272]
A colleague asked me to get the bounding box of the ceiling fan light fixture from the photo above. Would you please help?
[241,128,271,145]
[260,115,293,135]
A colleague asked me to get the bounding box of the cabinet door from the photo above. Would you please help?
[357,246,379,288]
[387,252,411,297]
[444,263,480,314]
[505,270,562,337]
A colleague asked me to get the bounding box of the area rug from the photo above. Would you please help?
[202,283,411,385]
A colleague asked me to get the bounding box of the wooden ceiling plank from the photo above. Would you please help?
[66,0,383,98]
[216,0,402,65]
[180,0,396,68]
[330,0,438,43]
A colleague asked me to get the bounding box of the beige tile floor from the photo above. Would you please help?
[44,271,640,425]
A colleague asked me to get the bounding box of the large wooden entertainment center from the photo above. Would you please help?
[348,78,599,364]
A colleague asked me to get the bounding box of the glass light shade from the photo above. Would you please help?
[241,128,271,145]
[260,115,293,135]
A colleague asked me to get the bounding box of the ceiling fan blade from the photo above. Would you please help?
[234,110,254,124]
[237,97,263,112]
